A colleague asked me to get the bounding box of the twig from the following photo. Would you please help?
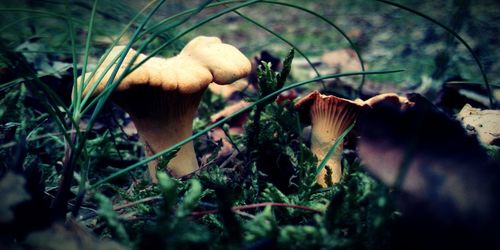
[178,146,228,180]
[51,131,77,221]
[246,104,263,161]
[113,195,163,211]
[179,144,245,180]
[219,149,241,169]
[191,202,323,217]
[234,210,256,219]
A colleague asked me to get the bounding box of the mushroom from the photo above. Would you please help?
[363,93,412,108]
[295,91,364,187]
[356,93,417,190]
[77,36,251,181]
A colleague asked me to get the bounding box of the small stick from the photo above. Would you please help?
[191,202,323,217]
[113,195,162,211]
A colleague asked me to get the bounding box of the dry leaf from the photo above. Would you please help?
[458,104,500,145]
[209,100,249,159]
[210,100,251,127]
[210,126,243,159]
[320,48,362,73]
[208,79,251,99]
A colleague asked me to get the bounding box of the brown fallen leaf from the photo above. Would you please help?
[210,100,251,126]
[210,126,243,159]
[209,100,250,160]
[207,79,251,100]
[320,48,362,73]
[347,27,364,41]
[275,89,298,105]
[458,104,500,145]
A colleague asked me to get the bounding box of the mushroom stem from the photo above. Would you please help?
[309,97,358,186]
[295,91,363,187]
[113,87,203,181]
[139,123,198,180]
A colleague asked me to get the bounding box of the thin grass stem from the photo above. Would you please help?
[377,0,495,106]
[314,122,355,182]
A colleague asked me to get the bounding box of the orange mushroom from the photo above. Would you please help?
[77,36,251,181]
[295,91,364,187]
[363,93,413,109]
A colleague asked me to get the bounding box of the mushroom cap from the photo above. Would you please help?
[179,36,252,85]
[180,36,222,52]
[146,56,213,93]
[77,36,251,96]
[364,93,412,109]
[78,45,151,94]
[294,91,365,124]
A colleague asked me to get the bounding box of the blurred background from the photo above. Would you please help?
[1,0,499,98]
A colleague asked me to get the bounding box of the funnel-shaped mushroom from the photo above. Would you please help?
[295,91,364,187]
[77,36,251,181]
[364,93,412,108]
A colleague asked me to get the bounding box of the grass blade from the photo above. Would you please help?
[73,0,99,119]
[377,0,495,106]
[315,122,355,178]
[78,0,160,110]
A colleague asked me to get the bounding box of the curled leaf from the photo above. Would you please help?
[458,104,500,145]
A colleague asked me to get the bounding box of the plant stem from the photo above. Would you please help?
[191,202,323,217]
[113,195,163,211]
[50,129,77,221]
[246,104,263,161]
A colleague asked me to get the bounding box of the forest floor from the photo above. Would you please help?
[0,1,499,249]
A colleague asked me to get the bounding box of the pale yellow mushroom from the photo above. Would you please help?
[295,91,364,187]
[77,36,251,182]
